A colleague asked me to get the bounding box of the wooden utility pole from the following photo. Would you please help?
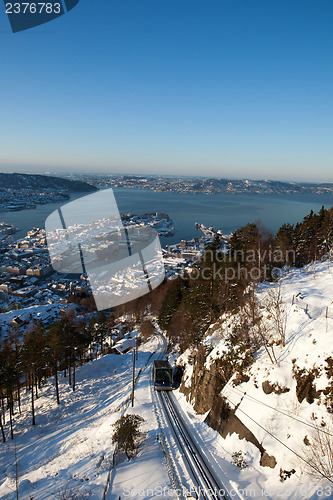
[15,438,19,500]
[31,371,35,426]
[131,348,136,407]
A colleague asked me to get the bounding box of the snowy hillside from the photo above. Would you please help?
[177,259,333,499]
[0,173,97,193]
[2,260,333,500]
[0,303,78,340]
[0,335,171,500]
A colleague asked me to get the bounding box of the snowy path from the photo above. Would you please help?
[105,333,174,500]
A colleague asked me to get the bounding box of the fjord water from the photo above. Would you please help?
[1,187,333,245]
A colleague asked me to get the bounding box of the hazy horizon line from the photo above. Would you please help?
[1,169,333,186]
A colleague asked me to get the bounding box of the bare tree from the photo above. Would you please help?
[303,418,333,480]
[0,409,5,443]
[242,286,277,364]
[265,282,289,347]
[54,481,91,499]
[252,313,278,365]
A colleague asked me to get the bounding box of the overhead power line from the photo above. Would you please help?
[225,395,333,485]
[228,385,333,439]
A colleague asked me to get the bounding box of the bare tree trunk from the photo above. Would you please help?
[257,331,276,364]
[9,400,14,440]
[73,358,76,393]
[17,383,21,415]
[0,410,5,442]
[270,343,278,364]
[35,375,38,400]
[1,395,5,425]
[55,362,60,405]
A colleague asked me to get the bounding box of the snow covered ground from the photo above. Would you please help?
[0,335,172,500]
[0,303,77,340]
[2,260,333,500]
[106,348,172,500]
[178,259,333,499]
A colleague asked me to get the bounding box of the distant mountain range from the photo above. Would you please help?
[0,173,97,192]
[189,177,333,195]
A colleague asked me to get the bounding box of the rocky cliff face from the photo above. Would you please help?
[178,343,277,468]
[179,344,233,414]
[177,258,333,485]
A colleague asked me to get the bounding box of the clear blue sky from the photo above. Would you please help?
[0,0,332,182]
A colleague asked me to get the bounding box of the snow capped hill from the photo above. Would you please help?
[177,259,333,499]
[0,173,97,193]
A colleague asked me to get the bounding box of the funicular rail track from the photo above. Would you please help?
[158,390,231,500]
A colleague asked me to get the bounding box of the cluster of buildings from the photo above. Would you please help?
[122,212,174,236]
[0,214,228,313]
[163,226,229,279]
[0,226,88,310]
[79,174,333,197]
[46,213,173,309]
[0,188,70,213]
[0,213,179,312]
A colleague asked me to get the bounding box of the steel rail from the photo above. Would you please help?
[158,390,230,500]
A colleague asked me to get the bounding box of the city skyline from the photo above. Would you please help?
[0,0,332,183]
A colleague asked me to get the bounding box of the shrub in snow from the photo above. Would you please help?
[54,481,91,499]
[112,414,145,459]
[279,468,296,482]
[231,451,248,469]
[324,357,333,413]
